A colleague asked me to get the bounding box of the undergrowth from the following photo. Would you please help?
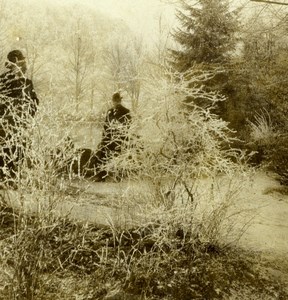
[0,200,286,300]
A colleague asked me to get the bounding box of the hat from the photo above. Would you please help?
[112,92,122,102]
[7,50,25,63]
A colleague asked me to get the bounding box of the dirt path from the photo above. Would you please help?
[235,171,288,256]
[3,171,288,258]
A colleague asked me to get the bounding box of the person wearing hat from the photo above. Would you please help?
[92,92,131,181]
[0,49,39,185]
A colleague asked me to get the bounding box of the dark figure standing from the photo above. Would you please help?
[0,50,39,184]
[94,92,131,181]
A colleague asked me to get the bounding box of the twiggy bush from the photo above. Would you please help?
[0,93,85,299]
[82,68,266,298]
[109,68,247,232]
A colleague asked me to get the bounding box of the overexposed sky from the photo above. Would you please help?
[75,0,287,37]
[58,0,177,39]
[12,0,285,44]
[18,0,285,41]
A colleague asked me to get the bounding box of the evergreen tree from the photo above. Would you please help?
[170,0,238,72]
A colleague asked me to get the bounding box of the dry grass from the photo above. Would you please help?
[1,193,287,300]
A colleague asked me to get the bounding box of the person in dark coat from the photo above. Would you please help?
[0,50,39,184]
[93,92,131,181]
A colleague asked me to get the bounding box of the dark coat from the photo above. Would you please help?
[0,70,39,180]
[0,70,39,140]
[102,103,131,149]
[90,103,131,180]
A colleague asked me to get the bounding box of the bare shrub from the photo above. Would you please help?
[103,68,251,254]
[0,89,88,298]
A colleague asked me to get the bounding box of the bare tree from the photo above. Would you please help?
[103,36,145,112]
[62,18,95,114]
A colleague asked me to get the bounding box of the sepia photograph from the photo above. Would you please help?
[0,0,287,299]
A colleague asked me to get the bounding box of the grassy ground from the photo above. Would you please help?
[0,196,287,300]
